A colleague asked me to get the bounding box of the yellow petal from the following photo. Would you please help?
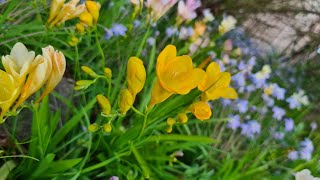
[149,79,173,107]
[220,87,238,99]
[15,55,52,108]
[85,1,101,24]
[126,57,146,99]
[156,44,176,78]
[79,11,93,26]
[190,101,212,121]
[118,89,134,114]
[96,94,111,115]
[48,0,65,23]
[198,62,221,91]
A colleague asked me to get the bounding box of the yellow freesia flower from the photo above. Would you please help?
[48,0,86,27]
[149,45,205,107]
[85,0,101,24]
[198,62,238,102]
[104,67,112,79]
[96,94,111,115]
[79,11,93,26]
[188,101,212,121]
[177,113,188,124]
[118,89,134,114]
[126,57,146,100]
[36,46,66,103]
[0,70,19,123]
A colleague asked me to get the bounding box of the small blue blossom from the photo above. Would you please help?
[237,61,246,71]
[147,37,155,46]
[273,132,284,140]
[133,20,141,28]
[272,84,286,100]
[104,28,114,40]
[284,118,294,132]
[240,120,261,138]
[232,72,246,87]
[236,99,249,113]
[227,115,241,130]
[221,99,232,107]
[166,26,178,37]
[299,138,314,161]
[109,176,119,180]
[288,150,299,160]
[272,106,286,120]
[262,94,274,107]
[286,96,300,109]
[310,122,317,130]
[245,84,256,92]
[112,24,127,36]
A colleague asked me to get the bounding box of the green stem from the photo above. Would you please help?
[131,106,144,116]
[138,113,148,139]
[74,45,80,79]
[95,28,105,68]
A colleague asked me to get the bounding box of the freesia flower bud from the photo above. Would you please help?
[189,101,212,121]
[74,80,95,90]
[81,66,98,78]
[126,57,146,99]
[103,123,112,133]
[76,23,85,33]
[79,11,93,26]
[166,126,173,133]
[104,67,112,79]
[177,113,188,124]
[167,117,175,126]
[88,123,100,132]
[85,0,101,24]
[96,94,111,115]
[118,89,133,114]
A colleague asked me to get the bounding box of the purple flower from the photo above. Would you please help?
[237,61,246,71]
[104,28,114,40]
[166,26,177,37]
[310,122,317,130]
[133,20,141,28]
[288,150,299,160]
[240,120,261,138]
[227,115,241,130]
[286,96,300,109]
[245,84,256,92]
[284,118,294,132]
[299,138,314,161]
[109,176,119,180]
[232,72,246,87]
[236,99,248,113]
[221,99,232,107]
[272,106,286,120]
[112,24,127,36]
[272,84,286,100]
[262,94,274,107]
[147,37,155,46]
[273,132,284,140]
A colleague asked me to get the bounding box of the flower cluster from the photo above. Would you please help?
[0,42,66,123]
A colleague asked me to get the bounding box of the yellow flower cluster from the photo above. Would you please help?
[149,45,237,131]
[0,42,66,123]
[48,0,101,31]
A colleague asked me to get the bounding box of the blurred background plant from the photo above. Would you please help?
[0,0,319,179]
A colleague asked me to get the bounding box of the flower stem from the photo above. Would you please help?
[131,106,144,116]
[95,28,105,68]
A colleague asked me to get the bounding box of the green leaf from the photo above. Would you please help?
[46,158,83,174]
[0,160,16,180]
[131,145,151,179]
[144,134,216,144]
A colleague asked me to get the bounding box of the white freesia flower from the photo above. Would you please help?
[295,169,320,180]
[255,65,271,80]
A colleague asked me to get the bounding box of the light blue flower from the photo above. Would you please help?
[104,28,114,40]
[232,72,246,87]
[112,24,127,36]
[237,61,246,71]
[284,118,294,132]
[288,150,299,160]
[133,20,141,28]
[286,96,300,109]
[273,132,284,140]
[147,37,155,46]
[240,120,261,138]
[272,84,286,100]
[262,94,274,107]
[221,99,232,107]
[227,115,241,130]
[272,106,285,120]
[166,26,177,37]
[236,99,248,113]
